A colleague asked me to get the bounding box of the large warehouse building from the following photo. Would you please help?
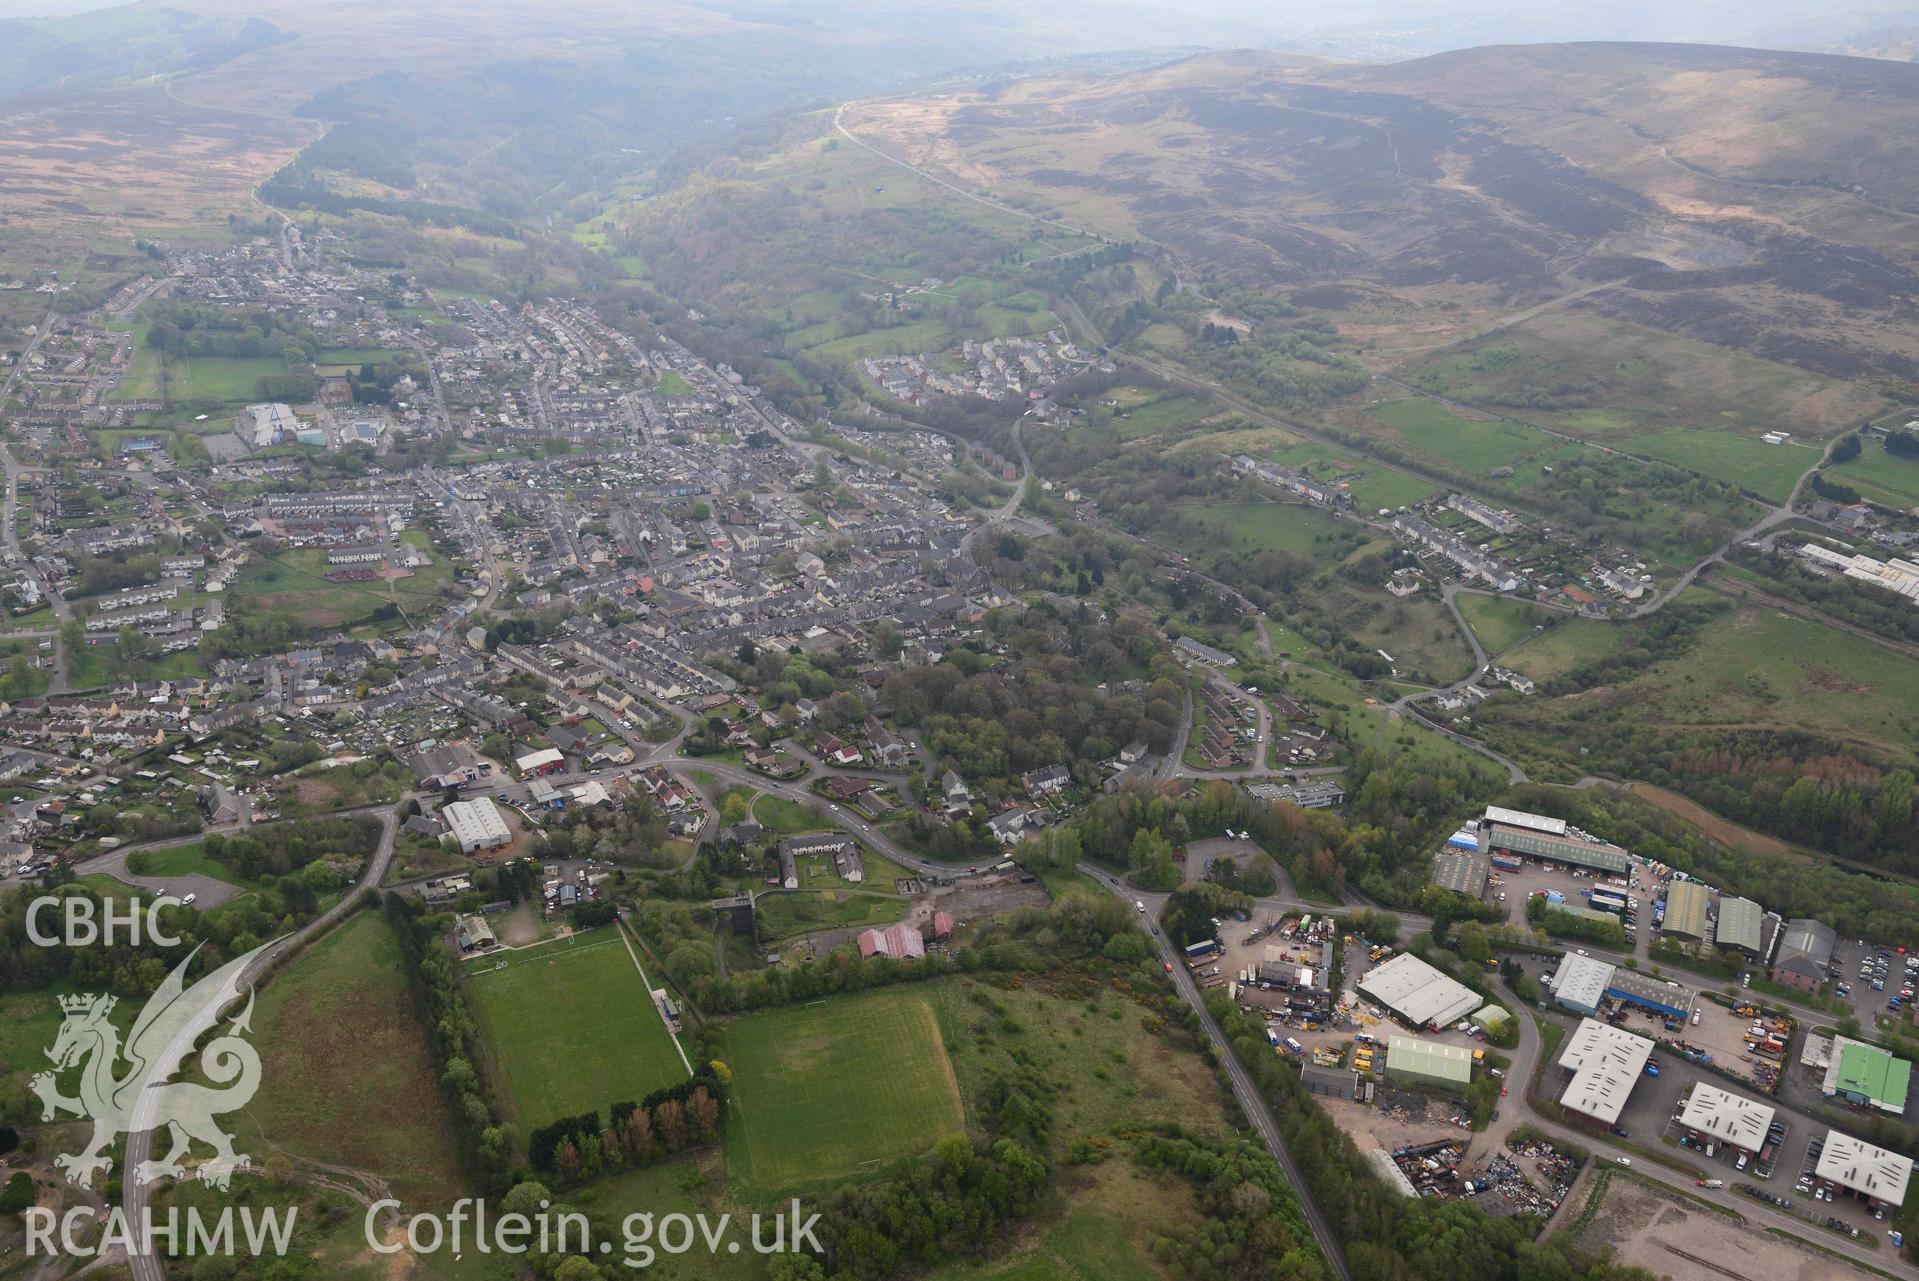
[1483,826,1631,876]
[1384,1035,1474,1091]
[1816,1133,1913,1209]
[1358,952,1482,1030]
[1546,953,1695,1021]
[1678,1084,1775,1154]
[443,797,512,854]
[1558,1018,1653,1126]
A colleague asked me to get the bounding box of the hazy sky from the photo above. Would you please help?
[4,0,1918,59]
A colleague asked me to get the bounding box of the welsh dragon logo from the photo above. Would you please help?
[32,941,273,1190]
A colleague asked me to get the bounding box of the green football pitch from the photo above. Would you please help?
[719,987,964,1189]
[463,926,687,1129]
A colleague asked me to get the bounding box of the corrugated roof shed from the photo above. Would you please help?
[1485,825,1631,874]
[1430,849,1490,896]
[1364,1148,1419,1198]
[1663,880,1710,940]
[1715,896,1763,954]
[1385,1035,1474,1087]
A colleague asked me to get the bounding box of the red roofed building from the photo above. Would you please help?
[857,923,926,960]
[931,911,955,942]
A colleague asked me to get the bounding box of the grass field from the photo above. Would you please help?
[1368,398,1581,475]
[809,320,953,363]
[656,369,694,396]
[1343,463,1441,511]
[462,926,686,1131]
[753,794,825,835]
[0,982,138,1114]
[1404,309,1887,445]
[1455,593,1549,655]
[1174,499,1354,558]
[313,347,402,374]
[1620,608,1919,762]
[173,354,288,403]
[235,530,453,630]
[128,840,255,889]
[1828,439,1919,511]
[755,888,905,939]
[1503,607,1919,767]
[1497,618,1624,682]
[243,910,467,1207]
[1322,582,1476,683]
[719,987,963,1190]
[111,325,165,401]
[1111,392,1212,439]
[936,973,1230,1151]
[1632,430,1818,503]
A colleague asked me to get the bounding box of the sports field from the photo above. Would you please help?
[463,926,687,1130]
[720,987,963,1189]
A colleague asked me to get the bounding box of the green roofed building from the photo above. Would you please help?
[1385,1035,1474,1092]
[1824,1037,1912,1116]
[1483,825,1630,875]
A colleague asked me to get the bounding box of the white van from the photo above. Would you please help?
[1135,900,1145,913]
[182,892,198,906]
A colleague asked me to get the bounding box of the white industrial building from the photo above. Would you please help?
[1557,1018,1653,1125]
[515,746,565,775]
[1815,1133,1913,1208]
[1798,543,1919,604]
[442,798,512,854]
[1483,805,1568,836]
[1357,952,1482,1030]
[1677,1084,1774,1153]
[1549,953,1615,1017]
